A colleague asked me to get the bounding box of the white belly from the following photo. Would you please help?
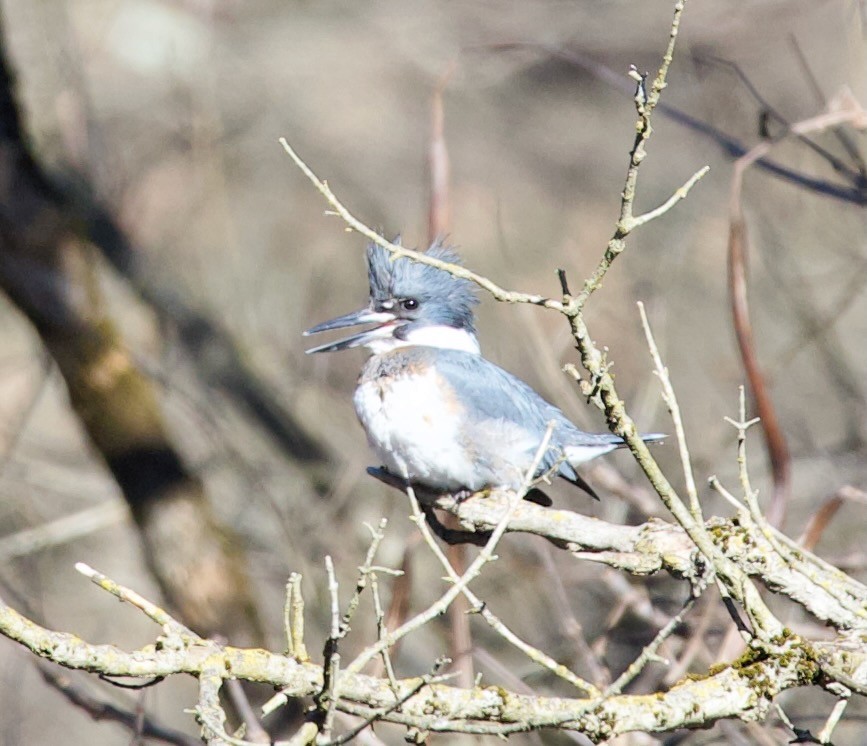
[354,369,484,491]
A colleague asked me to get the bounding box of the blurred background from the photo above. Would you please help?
[0,0,865,743]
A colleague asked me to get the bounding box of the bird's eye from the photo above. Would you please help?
[401,298,419,311]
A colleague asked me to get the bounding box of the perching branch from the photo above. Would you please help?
[370,481,867,633]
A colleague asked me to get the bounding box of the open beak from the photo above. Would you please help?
[303,308,398,354]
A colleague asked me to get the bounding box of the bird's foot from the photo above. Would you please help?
[452,487,490,503]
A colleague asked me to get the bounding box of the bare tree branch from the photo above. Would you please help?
[1,569,863,741]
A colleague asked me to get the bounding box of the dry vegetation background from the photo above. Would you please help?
[0,0,865,743]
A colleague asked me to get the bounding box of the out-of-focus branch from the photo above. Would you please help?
[84,204,328,466]
[425,67,475,691]
[728,94,867,529]
[728,158,791,530]
[427,64,454,243]
[698,51,866,182]
[0,501,127,561]
[471,43,867,206]
[0,11,262,644]
[768,246,867,448]
[799,486,867,552]
[603,582,705,697]
[35,662,201,746]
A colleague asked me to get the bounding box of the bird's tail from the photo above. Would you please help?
[559,432,665,500]
[563,432,666,466]
[638,433,667,446]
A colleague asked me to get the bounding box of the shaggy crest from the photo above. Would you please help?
[366,239,478,331]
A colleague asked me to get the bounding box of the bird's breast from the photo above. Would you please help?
[353,356,480,490]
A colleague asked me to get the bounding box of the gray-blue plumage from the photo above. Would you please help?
[415,347,628,482]
[366,240,478,339]
[305,239,664,498]
[355,345,651,496]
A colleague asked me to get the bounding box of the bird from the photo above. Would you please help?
[305,240,664,501]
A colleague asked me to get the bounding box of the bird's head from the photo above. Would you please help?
[304,240,479,355]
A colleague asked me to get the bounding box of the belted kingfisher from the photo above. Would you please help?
[305,240,663,500]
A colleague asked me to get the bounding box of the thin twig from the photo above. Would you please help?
[369,571,400,696]
[319,660,451,746]
[630,165,710,229]
[724,388,818,601]
[708,475,746,513]
[402,427,601,697]
[341,519,391,634]
[604,579,707,696]
[638,301,701,521]
[284,573,309,661]
[278,138,561,311]
[318,555,342,742]
[75,563,195,639]
[817,686,850,744]
[662,594,716,686]
[267,574,311,718]
[724,386,764,524]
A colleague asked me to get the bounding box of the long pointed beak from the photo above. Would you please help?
[304,308,397,354]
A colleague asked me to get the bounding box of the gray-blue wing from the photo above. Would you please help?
[429,349,623,486]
